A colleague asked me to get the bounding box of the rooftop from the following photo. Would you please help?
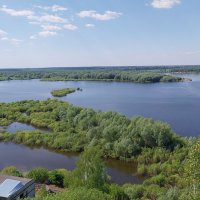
[0,175,32,185]
[0,175,33,198]
[0,179,24,198]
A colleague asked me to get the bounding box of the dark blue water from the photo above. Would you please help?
[0,74,199,136]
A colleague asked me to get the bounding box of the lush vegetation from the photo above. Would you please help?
[0,98,200,199]
[0,67,185,83]
[51,88,76,97]
[0,99,184,159]
[40,72,183,83]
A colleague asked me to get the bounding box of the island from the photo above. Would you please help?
[51,88,76,97]
[0,67,190,83]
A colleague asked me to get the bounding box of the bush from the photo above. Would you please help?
[48,170,64,187]
[123,184,145,200]
[144,174,167,187]
[29,187,113,200]
[1,166,22,177]
[109,184,128,200]
[27,168,48,183]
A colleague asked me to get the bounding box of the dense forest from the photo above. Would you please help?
[0,99,199,199]
[0,67,186,83]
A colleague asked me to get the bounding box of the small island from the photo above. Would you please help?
[51,88,76,97]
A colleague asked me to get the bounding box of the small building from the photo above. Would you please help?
[0,175,35,200]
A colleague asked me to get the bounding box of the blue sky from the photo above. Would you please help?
[0,0,199,68]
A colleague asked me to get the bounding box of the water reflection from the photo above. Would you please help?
[0,142,143,184]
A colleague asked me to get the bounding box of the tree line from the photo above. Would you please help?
[0,68,184,83]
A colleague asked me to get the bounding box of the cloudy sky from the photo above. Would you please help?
[0,0,199,68]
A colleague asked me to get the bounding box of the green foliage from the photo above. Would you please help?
[123,184,145,200]
[184,138,200,199]
[36,186,48,198]
[51,88,76,97]
[48,170,64,187]
[157,188,180,200]
[27,168,48,183]
[109,184,128,200]
[144,184,167,199]
[144,174,167,187]
[29,188,113,200]
[41,71,183,83]
[1,166,22,177]
[71,147,107,191]
[0,67,184,83]
[0,99,184,160]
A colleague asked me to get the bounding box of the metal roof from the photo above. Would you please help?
[0,179,24,198]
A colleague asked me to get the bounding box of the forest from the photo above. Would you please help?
[0,99,199,199]
[0,67,186,83]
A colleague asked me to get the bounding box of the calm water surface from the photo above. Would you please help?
[0,74,200,136]
[0,142,142,184]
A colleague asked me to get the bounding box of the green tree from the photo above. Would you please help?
[72,147,107,191]
[184,138,200,199]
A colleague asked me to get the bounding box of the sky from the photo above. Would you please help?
[0,0,200,68]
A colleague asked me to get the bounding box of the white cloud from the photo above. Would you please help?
[38,31,57,37]
[78,10,122,21]
[41,25,62,31]
[85,24,95,28]
[35,5,67,12]
[0,5,67,24]
[27,14,67,23]
[151,0,181,9]
[63,24,78,31]
[30,29,58,39]
[51,5,68,12]
[0,5,34,16]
